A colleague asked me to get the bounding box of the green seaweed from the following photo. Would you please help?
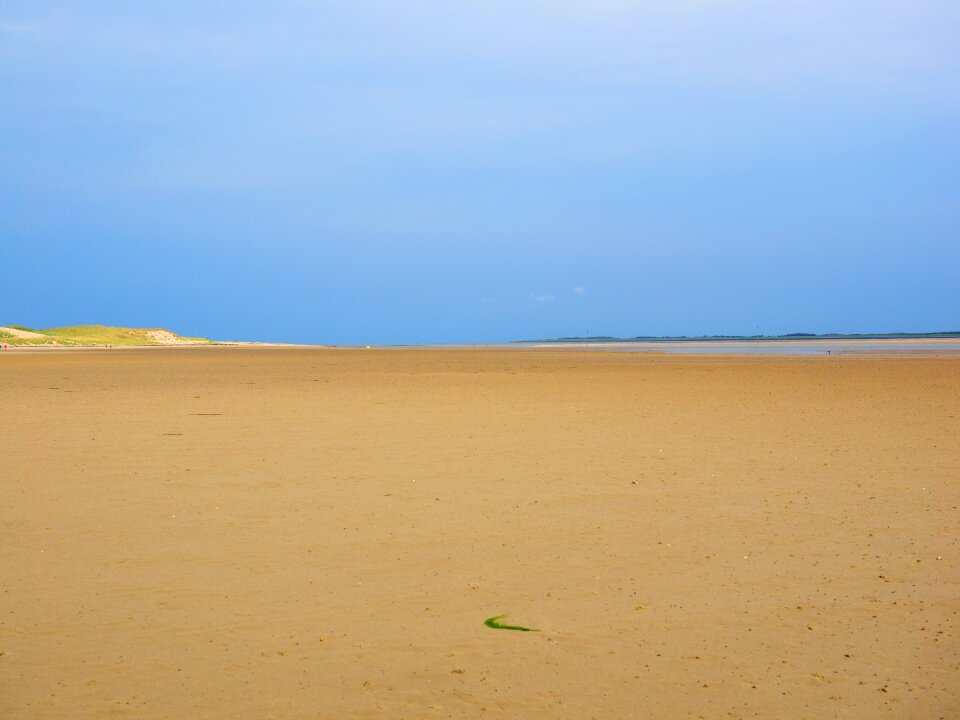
[484,614,538,632]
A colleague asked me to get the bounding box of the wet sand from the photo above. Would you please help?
[2,348,958,718]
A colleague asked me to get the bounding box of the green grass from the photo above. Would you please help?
[483,614,539,632]
[37,325,153,345]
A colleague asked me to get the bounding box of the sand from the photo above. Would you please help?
[0,327,49,340]
[1,348,958,719]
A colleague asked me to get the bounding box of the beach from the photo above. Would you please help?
[2,347,958,718]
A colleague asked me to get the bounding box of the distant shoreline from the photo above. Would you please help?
[4,338,960,358]
[516,332,960,344]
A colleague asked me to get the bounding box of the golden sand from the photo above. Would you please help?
[2,348,958,718]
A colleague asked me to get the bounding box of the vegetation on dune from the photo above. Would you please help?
[38,325,152,345]
[0,336,59,345]
[1,325,212,346]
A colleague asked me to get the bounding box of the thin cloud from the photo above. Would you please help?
[573,286,585,294]
[530,293,555,303]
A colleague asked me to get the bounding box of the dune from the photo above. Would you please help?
[0,326,49,340]
[0,325,211,346]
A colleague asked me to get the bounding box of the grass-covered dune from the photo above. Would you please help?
[0,325,212,346]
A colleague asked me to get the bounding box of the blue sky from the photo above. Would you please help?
[2,1,958,343]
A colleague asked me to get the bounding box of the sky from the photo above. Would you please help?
[2,1,958,344]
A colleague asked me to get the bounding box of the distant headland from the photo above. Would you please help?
[517,331,960,344]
